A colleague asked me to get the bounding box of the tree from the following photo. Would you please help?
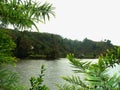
[58,47,120,90]
[0,0,55,89]
[0,31,16,65]
[0,31,26,90]
[14,31,32,58]
[0,0,55,30]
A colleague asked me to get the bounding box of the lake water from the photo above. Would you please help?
[9,58,75,90]
[8,58,120,90]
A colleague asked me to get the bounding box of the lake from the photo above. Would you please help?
[8,58,75,90]
[8,58,120,90]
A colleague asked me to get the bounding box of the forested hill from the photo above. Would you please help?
[1,28,115,59]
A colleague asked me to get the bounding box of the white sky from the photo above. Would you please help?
[36,0,120,45]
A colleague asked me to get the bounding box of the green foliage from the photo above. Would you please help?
[0,31,26,90]
[0,31,16,65]
[14,31,33,58]
[0,69,18,89]
[56,84,78,90]
[0,69,26,90]
[1,29,115,59]
[0,0,55,30]
[60,47,120,90]
[29,65,50,90]
[0,0,55,89]
[62,75,88,90]
[98,47,120,68]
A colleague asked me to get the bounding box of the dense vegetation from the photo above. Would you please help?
[0,0,55,31]
[0,0,119,90]
[0,28,115,59]
[0,0,55,89]
[58,47,120,90]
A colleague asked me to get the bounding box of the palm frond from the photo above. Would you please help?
[67,54,92,73]
[0,0,55,31]
[62,75,88,88]
[56,84,76,90]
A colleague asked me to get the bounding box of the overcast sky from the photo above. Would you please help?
[36,0,120,45]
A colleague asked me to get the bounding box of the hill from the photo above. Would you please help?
[0,28,115,59]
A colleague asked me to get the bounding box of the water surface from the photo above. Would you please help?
[8,58,120,90]
[10,58,74,89]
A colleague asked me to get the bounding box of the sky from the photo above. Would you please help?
[36,0,120,45]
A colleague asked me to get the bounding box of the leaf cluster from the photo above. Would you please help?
[0,68,26,90]
[61,48,120,90]
[29,65,50,90]
[0,31,16,65]
[0,0,55,30]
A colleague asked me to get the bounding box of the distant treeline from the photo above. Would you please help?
[0,28,116,59]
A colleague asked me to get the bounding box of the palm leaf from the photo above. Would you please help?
[62,75,88,88]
